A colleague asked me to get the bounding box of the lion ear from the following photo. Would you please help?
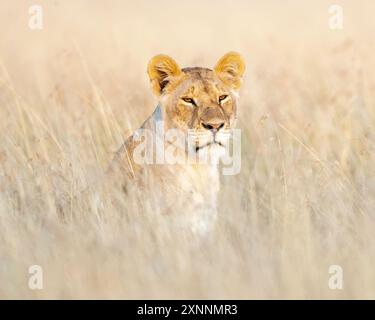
[214,52,245,90]
[147,54,182,96]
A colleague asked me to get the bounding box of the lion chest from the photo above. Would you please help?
[147,164,220,233]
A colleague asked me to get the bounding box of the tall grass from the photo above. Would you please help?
[0,0,374,298]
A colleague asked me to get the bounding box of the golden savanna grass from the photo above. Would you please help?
[0,0,375,299]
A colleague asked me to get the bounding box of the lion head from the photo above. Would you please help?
[147,52,245,159]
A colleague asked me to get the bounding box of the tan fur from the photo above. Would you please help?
[109,52,245,234]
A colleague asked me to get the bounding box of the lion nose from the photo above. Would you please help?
[201,121,225,131]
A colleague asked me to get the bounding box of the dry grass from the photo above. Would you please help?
[0,0,375,299]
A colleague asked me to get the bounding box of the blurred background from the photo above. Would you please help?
[0,0,374,298]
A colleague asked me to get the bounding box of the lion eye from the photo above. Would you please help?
[219,95,229,103]
[182,97,195,105]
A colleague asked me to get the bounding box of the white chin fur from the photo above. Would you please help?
[197,143,226,165]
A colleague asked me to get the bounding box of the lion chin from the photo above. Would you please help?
[195,142,226,165]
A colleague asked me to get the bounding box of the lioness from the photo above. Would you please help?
[109,52,245,234]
